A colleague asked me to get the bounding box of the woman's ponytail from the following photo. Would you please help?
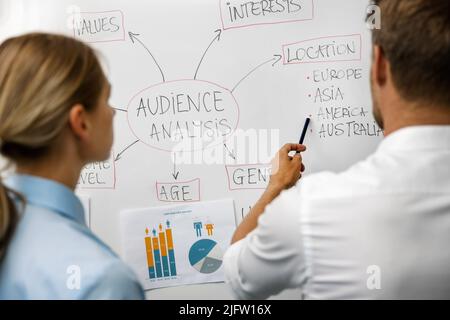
[0,176,20,260]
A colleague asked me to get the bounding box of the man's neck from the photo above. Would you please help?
[382,102,450,137]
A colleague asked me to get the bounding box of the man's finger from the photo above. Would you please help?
[292,153,302,162]
[281,143,307,153]
[296,144,307,152]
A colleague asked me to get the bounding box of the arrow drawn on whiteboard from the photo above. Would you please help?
[128,31,166,82]
[115,139,140,162]
[272,54,282,66]
[172,152,180,180]
[194,29,222,80]
[223,143,236,160]
[231,54,282,93]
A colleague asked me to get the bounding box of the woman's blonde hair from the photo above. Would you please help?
[0,33,107,259]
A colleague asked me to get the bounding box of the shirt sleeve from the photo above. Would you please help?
[223,184,308,300]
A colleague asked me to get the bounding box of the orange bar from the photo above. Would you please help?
[166,228,174,250]
[152,237,159,250]
[159,232,168,257]
[145,236,154,268]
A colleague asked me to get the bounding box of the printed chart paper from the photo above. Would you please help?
[121,199,236,290]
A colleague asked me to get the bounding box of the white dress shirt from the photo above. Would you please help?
[224,125,450,299]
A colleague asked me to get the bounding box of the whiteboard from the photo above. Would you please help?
[0,0,383,299]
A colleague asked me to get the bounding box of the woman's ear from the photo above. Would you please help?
[68,104,90,142]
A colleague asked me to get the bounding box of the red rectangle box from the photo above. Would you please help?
[225,164,271,190]
[220,0,314,30]
[156,178,201,203]
[72,10,126,43]
[282,34,362,65]
[77,151,116,190]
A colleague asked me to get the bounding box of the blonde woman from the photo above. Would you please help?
[0,33,144,299]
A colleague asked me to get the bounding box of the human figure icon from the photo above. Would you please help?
[204,218,214,236]
[193,221,203,237]
[205,223,214,236]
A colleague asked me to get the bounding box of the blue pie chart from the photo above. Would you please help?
[188,239,223,274]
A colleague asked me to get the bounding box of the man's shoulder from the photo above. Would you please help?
[299,155,382,199]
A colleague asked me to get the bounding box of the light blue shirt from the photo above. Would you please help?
[0,174,145,299]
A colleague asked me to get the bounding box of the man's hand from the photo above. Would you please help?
[269,143,306,191]
[231,143,306,244]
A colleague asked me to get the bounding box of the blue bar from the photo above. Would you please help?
[153,249,162,278]
[148,266,156,279]
[168,249,177,276]
[161,255,170,277]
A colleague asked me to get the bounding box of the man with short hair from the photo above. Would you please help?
[224,0,450,299]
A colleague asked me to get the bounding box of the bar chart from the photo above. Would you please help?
[144,220,177,280]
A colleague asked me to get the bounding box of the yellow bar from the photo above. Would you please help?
[145,236,154,267]
[159,232,168,257]
[166,228,174,250]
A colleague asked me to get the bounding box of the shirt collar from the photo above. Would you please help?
[4,174,85,226]
[376,125,450,153]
